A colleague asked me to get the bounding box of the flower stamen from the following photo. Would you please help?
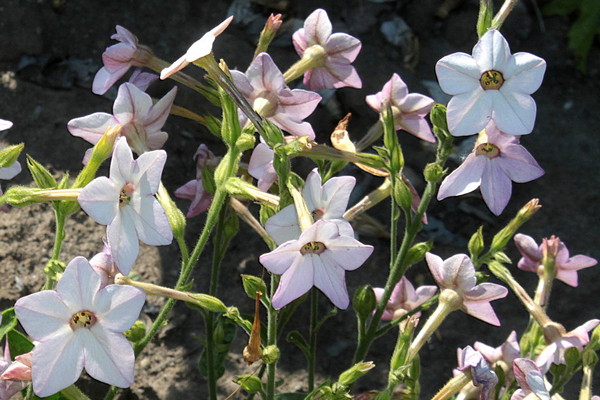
[300,241,326,255]
[70,311,97,330]
[479,70,504,90]
[475,143,500,158]
[120,182,135,206]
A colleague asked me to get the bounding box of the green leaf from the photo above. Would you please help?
[0,308,17,341]
[7,330,34,359]
[286,330,310,359]
[275,393,308,400]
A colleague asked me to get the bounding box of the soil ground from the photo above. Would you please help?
[0,0,599,399]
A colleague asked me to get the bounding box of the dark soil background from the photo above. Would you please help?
[1,0,598,399]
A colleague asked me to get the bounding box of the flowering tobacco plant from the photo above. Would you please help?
[0,2,598,400]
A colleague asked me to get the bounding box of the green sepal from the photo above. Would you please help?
[187,293,228,313]
[241,275,269,306]
[219,86,242,147]
[477,0,493,37]
[27,155,57,189]
[0,308,17,341]
[0,143,23,168]
[352,285,376,321]
[405,241,433,265]
[468,226,485,260]
[124,320,146,343]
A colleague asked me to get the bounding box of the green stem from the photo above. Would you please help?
[266,274,278,400]
[204,310,218,400]
[43,208,66,290]
[308,288,318,392]
[60,384,92,400]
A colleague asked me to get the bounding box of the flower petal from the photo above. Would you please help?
[326,33,361,61]
[503,52,546,93]
[492,90,536,135]
[472,30,511,71]
[129,195,172,246]
[32,332,85,397]
[68,113,116,145]
[437,154,485,200]
[14,291,71,341]
[264,204,302,245]
[312,254,349,309]
[113,83,153,125]
[83,328,134,387]
[271,256,314,309]
[107,207,140,275]
[56,257,102,311]
[303,9,332,45]
[78,176,120,225]
[446,89,491,136]
[144,86,178,137]
[436,53,481,95]
[480,159,512,215]
[94,285,146,332]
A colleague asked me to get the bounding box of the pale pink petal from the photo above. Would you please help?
[472,29,511,71]
[271,256,314,309]
[480,159,512,215]
[425,253,445,288]
[14,292,71,341]
[413,285,438,306]
[112,25,138,46]
[56,257,102,311]
[264,204,302,245]
[78,176,120,225]
[129,194,172,246]
[325,59,362,88]
[400,116,436,142]
[292,29,308,55]
[436,53,481,95]
[503,53,546,93]
[326,33,361,61]
[514,233,541,272]
[128,69,159,92]
[277,89,322,120]
[492,90,536,135]
[68,113,116,145]
[93,66,130,95]
[113,83,152,124]
[247,53,285,93]
[248,143,276,189]
[174,180,197,200]
[132,150,166,194]
[83,328,134,387]
[107,208,139,275]
[144,86,178,135]
[437,154,485,199]
[447,89,491,136]
[259,242,302,275]
[94,286,145,331]
[102,43,136,68]
[303,9,332,45]
[0,119,13,131]
[32,332,85,397]
[312,255,349,309]
[399,93,434,114]
[160,54,189,80]
[184,16,233,62]
[499,144,544,183]
[319,176,356,219]
[271,113,316,139]
[462,300,502,326]
[324,236,374,271]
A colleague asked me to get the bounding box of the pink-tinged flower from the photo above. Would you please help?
[174,144,216,218]
[292,9,362,90]
[514,233,597,287]
[373,276,437,321]
[78,137,173,275]
[535,319,600,373]
[511,358,550,400]
[93,25,154,95]
[0,333,28,399]
[14,256,146,397]
[260,219,373,309]
[248,142,277,192]
[69,82,177,159]
[89,240,119,288]
[474,331,520,374]
[0,144,22,212]
[160,17,233,80]
[232,53,321,139]
[365,73,435,142]
[454,346,498,400]
[174,179,212,218]
[1,350,32,382]
[425,252,508,326]
[436,29,546,136]
[437,121,544,215]
[0,120,12,131]
[265,168,355,245]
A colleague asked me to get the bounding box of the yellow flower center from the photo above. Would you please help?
[119,182,135,206]
[475,143,500,158]
[479,70,504,90]
[70,311,97,330]
[300,241,326,255]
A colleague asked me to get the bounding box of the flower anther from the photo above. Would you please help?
[479,70,504,90]
[300,241,326,255]
[475,143,500,158]
[69,311,97,330]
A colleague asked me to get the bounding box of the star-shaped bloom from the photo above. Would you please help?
[232,53,321,139]
[474,331,520,374]
[511,358,550,400]
[248,142,277,192]
[292,8,362,90]
[14,256,146,397]
[366,73,435,142]
[160,17,233,80]
[68,83,177,160]
[373,276,437,321]
[535,319,600,373]
[426,252,508,326]
[78,137,173,275]
[93,25,154,95]
[260,219,373,309]
[514,233,597,287]
[436,29,546,136]
[454,346,498,400]
[265,168,355,245]
[437,121,544,215]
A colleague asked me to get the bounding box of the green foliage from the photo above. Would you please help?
[544,0,600,72]
[0,308,17,341]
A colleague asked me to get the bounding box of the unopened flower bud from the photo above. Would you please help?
[261,344,280,364]
[235,374,263,394]
[236,132,256,152]
[468,226,485,259]
[338,361,375,386]
[26,155,57,189]
[491,199,541,252]
[392,178,414,212]
[0,143,23,169]
[156,183,186,241]
[124,320,146,342]
[424,162,444,183]
[406,241,433,265]
[353,285,377,320]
